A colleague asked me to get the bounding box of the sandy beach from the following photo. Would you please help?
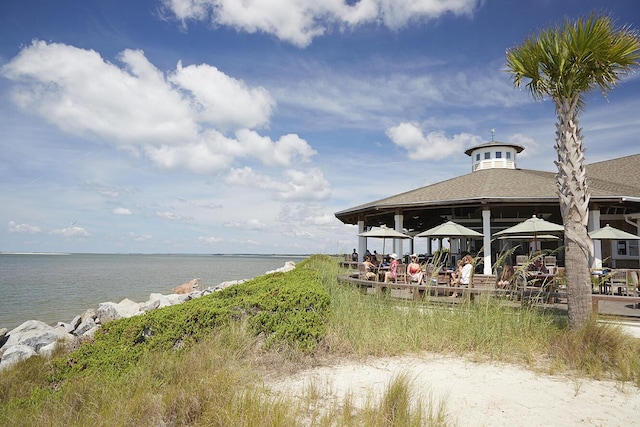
[268,351,640,426]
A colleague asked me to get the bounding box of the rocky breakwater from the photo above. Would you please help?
[0,261,297,371]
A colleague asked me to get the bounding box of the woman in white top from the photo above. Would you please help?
[451,255,474,298]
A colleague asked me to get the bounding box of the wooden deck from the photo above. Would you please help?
[338,272,640,315]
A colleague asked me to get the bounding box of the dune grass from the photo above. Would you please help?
[1,254,639,426]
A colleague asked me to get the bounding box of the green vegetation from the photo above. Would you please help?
[1,255,639,426]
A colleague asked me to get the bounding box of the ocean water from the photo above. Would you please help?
[0,253,306,331]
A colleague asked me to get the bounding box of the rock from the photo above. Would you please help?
[172,278,200,294]
[0,261,299,367]
[82,325,100,339]
[265,261,296,274]
[80,308,97,323]
[116,298,142,318]
[139,298,160,312]
[69,315,82,329]
[75,317,97,336]
[96,303,121,324]
[0,344,37,370]
[2,320,69,353]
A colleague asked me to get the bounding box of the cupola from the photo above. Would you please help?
[464,133,524,172]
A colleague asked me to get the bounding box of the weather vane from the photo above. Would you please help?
[489,128,496,142]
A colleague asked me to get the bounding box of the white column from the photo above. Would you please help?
[587,209,602,269]
[357,219,366,263]
[394,212,404,257]
[482,209,492,275]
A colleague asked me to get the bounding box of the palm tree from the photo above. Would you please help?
[505,13,640,329]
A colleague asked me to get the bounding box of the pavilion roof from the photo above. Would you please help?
[335,153,640,219]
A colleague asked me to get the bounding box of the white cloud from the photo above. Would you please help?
[236,130,317,166]
[127,232,152,242]
[386,123,482,160]
[224,219,268,230]
[156,211,183,220]
[113,207,132,215]
[163,0,480,47]
[8,221,41,234]
[170,61,274,130]
[50,226,90,237]
[198,236,223,244]
[225,166,330,201]
[1,41,315,181]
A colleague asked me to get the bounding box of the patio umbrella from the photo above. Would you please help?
[494,215,563,251]
[497,234,560,241]
[588,224,640,240]
[358,226,412,256]
[414,220,484,239]
[414,221,483,265]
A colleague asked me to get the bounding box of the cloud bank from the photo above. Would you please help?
[1,40,327,201]
[163,0,480,47]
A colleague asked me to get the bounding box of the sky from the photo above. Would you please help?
[1,0,639,255]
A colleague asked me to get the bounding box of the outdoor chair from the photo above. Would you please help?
[395,264,408,284]
[608,269,630,296]
[516,255,527,267]
[544,256,557,274]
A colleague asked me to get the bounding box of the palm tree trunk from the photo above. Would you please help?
[554,97,594,329]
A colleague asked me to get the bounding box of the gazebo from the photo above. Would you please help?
[335,141,640,273]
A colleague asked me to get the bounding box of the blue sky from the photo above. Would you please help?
[1,0,639,255]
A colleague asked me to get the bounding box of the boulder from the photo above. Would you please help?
[2,320,69,353]
[80,308,97,323]
[75,317,97,337]
[172,278,200,294]
[0,344,37,370]
[139,298,161,312]
[265,261,296,275]
[96,303,121,324]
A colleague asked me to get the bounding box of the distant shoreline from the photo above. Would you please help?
[0,252,311,257]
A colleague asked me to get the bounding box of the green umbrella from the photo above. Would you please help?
[414,221,483,265]
[359,226,412,256]
[414,221,483,238]
[589,224,640,240]
[494,215,563,251]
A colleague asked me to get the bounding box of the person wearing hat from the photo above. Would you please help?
[384,253,400,283]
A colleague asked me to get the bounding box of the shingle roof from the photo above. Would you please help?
[335,153,640,217]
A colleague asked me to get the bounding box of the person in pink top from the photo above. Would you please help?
[407,254,424,284]
[384,253,400,283]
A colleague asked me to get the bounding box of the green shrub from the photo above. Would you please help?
[52,262,330,381]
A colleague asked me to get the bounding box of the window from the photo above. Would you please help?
[495,151,502,159]
[484,152,490,160]
[630,240,639,257]
[506,152,511,159]
[476,153,480,161]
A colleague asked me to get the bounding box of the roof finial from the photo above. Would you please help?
[489,128,496,142]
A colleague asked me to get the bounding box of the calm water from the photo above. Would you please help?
[0,253,306,331]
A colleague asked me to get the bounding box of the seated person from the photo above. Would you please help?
[384,254,400,283]
[450,259,464,286]
[407,254,424,284]
[451,255,473,298]
[362,256,378,280]
[497,263,514,289]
